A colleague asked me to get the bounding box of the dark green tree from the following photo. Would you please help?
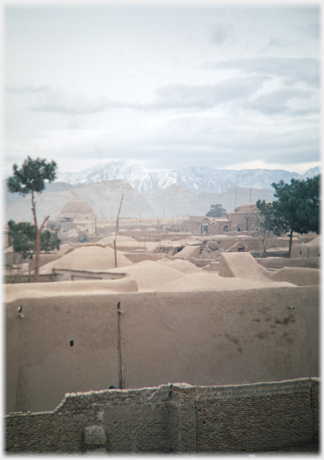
[256,175,320,257]
[7,156,57,279]
[206,203,226,218]
[8,220,61,259]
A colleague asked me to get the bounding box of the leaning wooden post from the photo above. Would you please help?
[117,301,123,389]
[288,228,293,258]
[114,193,124,269]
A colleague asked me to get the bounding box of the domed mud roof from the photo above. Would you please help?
[57,199,97,220]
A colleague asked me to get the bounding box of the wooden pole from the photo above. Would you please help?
[288,228,293,258]
[157,217,161,242]
[114,194,124,268]
[113,239,117,269]
[235,185,237,211]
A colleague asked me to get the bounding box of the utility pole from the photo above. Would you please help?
[250,188,252,203]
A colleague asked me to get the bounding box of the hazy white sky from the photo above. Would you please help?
[4,1,321,176]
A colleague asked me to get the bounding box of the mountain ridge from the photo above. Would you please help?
[5,162,319,222]
[57,161,319,195]
[5,179,275,222]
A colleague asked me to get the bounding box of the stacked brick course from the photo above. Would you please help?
[5,378,319,454]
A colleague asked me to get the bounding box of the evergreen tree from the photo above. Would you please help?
[7,156,57,279]
[256,175,320,257]
[272,175,320,235]
[206,204,226,217]
[8,220,61,259]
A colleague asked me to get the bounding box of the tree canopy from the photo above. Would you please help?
[272,175,320,235]
[206,204,226,218]
[7,156,57,195]
[256,175,320,256]
[7,156,58,279]
[8,220,61,259]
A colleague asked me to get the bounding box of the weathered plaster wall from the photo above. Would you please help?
[5,379,319,454]
[291,243,320,258]
[273,267,320,286]
[6,287,318,414]
[256,257,319,269]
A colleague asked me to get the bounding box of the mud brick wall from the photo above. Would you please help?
[5,387,170,454]
[103,385,172,452]
[5,378,319,454]
[167,385,197,452]
[311,379,319,444]
[196,378,319,452]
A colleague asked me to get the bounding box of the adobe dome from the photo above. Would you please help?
[235,203,258,213]
[56,199,97,220]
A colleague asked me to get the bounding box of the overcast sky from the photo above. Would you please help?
[4,1,321,176]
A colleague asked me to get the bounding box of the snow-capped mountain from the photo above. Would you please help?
[57,161,320,195]
[297,167,321,181]
[58,161,177,193]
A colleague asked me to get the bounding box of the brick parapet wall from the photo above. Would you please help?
[6,379,319,454]
[195,377,316,400]
[311,379,319,444]
[196,392,313,452]
[168,384,197,452]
